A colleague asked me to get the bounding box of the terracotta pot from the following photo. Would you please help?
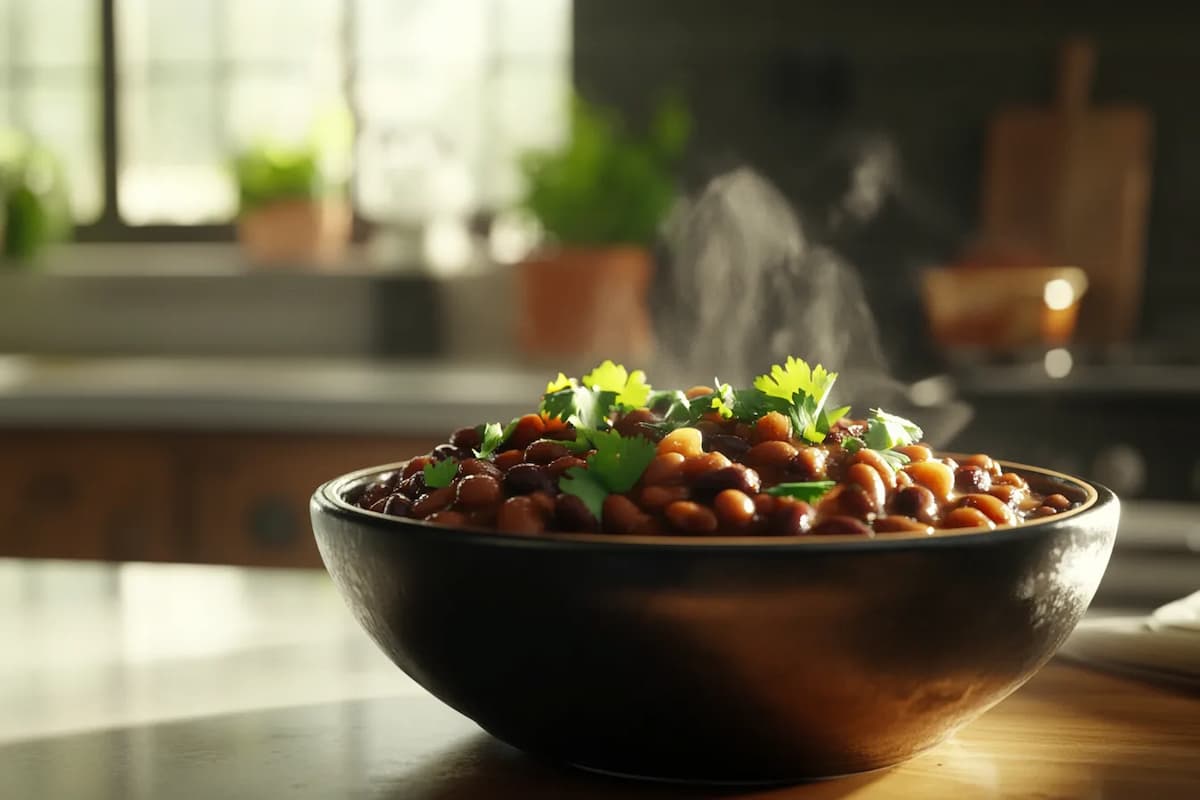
[517,245,654,361]
[236,197,352,268]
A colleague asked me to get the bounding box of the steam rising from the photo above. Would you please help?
[652,167,970,445]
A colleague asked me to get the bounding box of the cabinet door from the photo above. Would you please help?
[0,433,177,562]
[184,435,436,568]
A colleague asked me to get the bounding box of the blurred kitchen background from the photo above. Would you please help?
[0,1,1196,604]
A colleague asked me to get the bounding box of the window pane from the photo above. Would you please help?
[119,79,234,224]
[495,0,570,61]
[22,81,103,221]
[118,0,218,66]
[356,0,489,66]
[0,0,102,223]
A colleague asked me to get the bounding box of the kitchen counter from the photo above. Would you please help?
[0,356,548,434]
[2,559,1197,799]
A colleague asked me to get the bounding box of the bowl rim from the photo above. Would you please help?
[313,458,1116,553]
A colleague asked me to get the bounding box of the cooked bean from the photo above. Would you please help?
[1029,505,1059,518]
[873,515,933,534]
[412,486,455,518]
[955,464,992,493]
[851,449,897,491]
[894,470,914,489]
[397,473,428,499]
[529,491,556,518]
[504,414,547,451]
[458,458,503,479]
[684,385,715,399]
[942,507,996,530]
[988,484,1026,508]
[369,493,412,517]
[449,426,483,450]
[497,496,545,533]
[640,485,691,509]
[745,440,799,471]
[493,449,525,471]
[426,510,468,526]
[958,493,1016,526]
[789,447,828,481]
[890,485,938,523]
[658,427,704,459]
[547,455,587,479]
[455,474,502,509]
[704,434,752,460]
[752,411,792,443]
[682,451,734,482]
[994,472,1028,489]
[904,460,955,502]
[959,454,997,475]
[694,419,724,436]
[769,498,814,535]
[692,464,761,496]
[713,489,756,526]
[555,494,598,532]
[524,439,570,465]
[1043,493,1072,510]
[641,452,686,486]
[845,463,886,513]
[614,408,659,438]
[401,457,432,480]
[895,444,931,462]
[358,480,397,510]
[504,463,553,495]
[604,494,648,534]
[665,501,719,534]
[432,443,469,461]
[753,493,778,517]
[810,515,871,536]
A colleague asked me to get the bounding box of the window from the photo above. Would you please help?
[0,0,570,231]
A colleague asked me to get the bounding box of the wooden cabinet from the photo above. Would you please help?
[0,430,438,567]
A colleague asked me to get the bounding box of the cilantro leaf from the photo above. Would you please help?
[586,429,657,493]
[754,357,838,407]
[581,360,652,409]
[557,430,658,519]
[876,449,911,470]
[545,372,575,393]
[559,466,609,519]
[540,384,617,430]
[842,436,864,453]
[423,458,458,489]
[864,408,923,451]
[475,419,518,460]
[765,481,836,503]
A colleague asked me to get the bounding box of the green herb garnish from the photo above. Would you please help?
[753,357,845,444]
[540,360,653,430]
[559,429,657,518]
[864,408,923,451]
[841,436,911,470]
[475,419,519,460]
[765,481,837,503]
[423,458,458,489]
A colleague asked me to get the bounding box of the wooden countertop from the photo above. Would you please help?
[2,559,1197,799]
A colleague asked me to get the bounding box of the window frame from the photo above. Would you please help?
[74,0,368,243]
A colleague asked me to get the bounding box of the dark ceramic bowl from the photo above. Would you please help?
[311,460,1118,784]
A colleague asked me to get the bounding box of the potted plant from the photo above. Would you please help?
[516,93,690,360]
[233,112,354,268]
[0,129,72,264]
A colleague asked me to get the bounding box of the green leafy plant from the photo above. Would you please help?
[0,129,72,262]
[232,107,353,215]
[519,93,691,246]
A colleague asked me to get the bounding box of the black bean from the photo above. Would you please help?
[555,494,598,532]
[768,499,814,535]
[504,463,553,495]
[692,465,761,496]
[369,493,412,517]
[432,443,470,461]
[449,426,483,450]
[703,434,752,460]
[397,473,428,499]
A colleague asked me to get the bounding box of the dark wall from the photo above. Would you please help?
[574,1,1200,376]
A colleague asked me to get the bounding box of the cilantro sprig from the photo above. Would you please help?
[540,360,652,431]
[423,458,458,489]
[765,481,836,503]
[475,419,519,460]
[753,357,849,444]
[559,429,657,519]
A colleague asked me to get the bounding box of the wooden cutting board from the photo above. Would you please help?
[981,39,1153,343]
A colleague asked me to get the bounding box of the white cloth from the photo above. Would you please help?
[1060,591,1200,691]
